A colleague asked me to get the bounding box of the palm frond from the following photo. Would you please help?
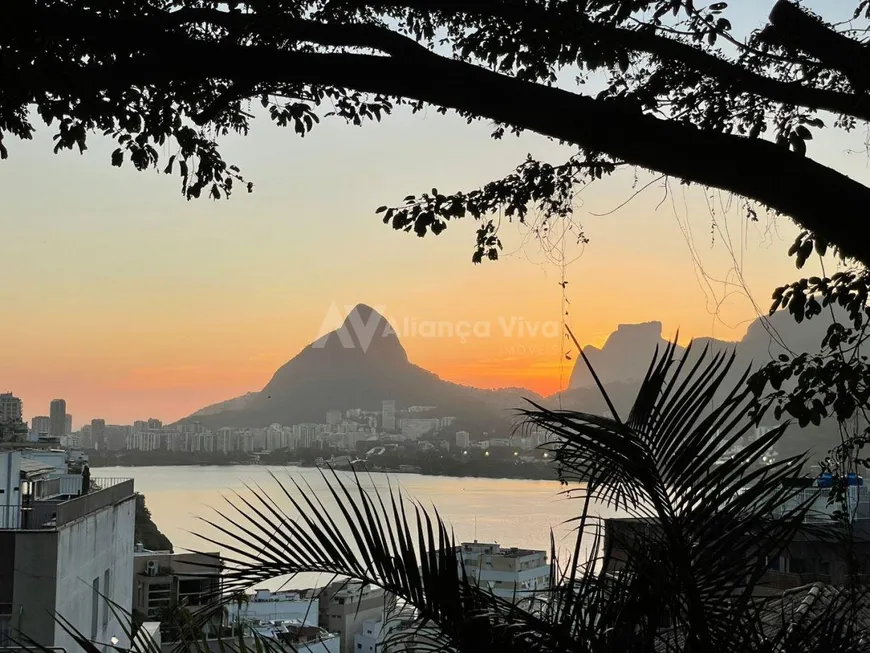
[519,339,821,651]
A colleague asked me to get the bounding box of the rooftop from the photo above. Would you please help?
[251,620,336,645]
[0,477,134,531]
[459,542,545,558]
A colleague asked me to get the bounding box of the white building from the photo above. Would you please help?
[354,618,382,653]
[293,423,320,449]
[455,431,470,449]
[457,541,551,602]
[382,400,396,432]
[128,431,163,452]
[0,450,136,650]
[399,418,440,440]
[227,588,319,626]
[0,393,22,423]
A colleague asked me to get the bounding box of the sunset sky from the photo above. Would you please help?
[0,1,862,428]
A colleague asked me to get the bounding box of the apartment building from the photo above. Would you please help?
[318,580,387,653]
[457,541,551,601]
[0,450,135,649]
[132,549,222,627]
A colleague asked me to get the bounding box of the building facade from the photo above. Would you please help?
[31,416,51,438]
[457,541,551,601]
[0,394,22,424]
[382,400,396,432]
[49,399,66,438]
[0,451,136,649]
[318,580,387,653]
[132,549,222,625]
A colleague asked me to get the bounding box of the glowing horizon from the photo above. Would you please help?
[1,95,838,429]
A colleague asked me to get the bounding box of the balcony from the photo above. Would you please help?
[0,477,134,530]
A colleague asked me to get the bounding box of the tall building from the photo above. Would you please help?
[326,409,343,426]
[455,431,470,449]
[382,400,396,432]
[0,393,22,424]
[91,418,106,449]
[31,415,51,436]
[49,398,66,438]
[0,451,136,649]
[64,414,72,435]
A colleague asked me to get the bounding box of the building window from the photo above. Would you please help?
[91,577,100,639]
[103,569,111,627]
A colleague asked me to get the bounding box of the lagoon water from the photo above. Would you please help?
[95,465,616,588]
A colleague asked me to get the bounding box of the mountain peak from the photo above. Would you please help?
[308,304,407,362]
[342,303,381,326]
[603,321,664,348]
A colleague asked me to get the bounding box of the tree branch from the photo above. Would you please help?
[369,0,870,122]
[36,32,870,265]
[762,0,870,91]
[7,1,870,265]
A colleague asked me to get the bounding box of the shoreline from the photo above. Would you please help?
[89,458,561,482]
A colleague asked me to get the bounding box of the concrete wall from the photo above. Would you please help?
[10,530,59,646]
[53,494,136,651]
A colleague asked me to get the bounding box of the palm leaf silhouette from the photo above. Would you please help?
[22,340,870,652]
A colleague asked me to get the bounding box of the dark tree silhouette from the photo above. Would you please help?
[3,0,870,263]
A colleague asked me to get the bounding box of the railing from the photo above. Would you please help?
[0,478,134,530]
[33,477,61,499]
[55,479,135,526]
[90,477,133,491]
[0,503,59,530]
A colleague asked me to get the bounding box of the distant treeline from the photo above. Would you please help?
[89,447,562,481]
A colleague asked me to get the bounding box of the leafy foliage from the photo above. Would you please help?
[750,235,870,487]
[5,1,870,262]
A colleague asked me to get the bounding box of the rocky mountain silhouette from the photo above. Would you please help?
[556,308,847,456]
[566,309,839,391]
[186,304,541,432]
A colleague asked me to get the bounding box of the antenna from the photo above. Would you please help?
[474,515,477,543]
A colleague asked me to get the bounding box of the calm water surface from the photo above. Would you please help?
[95,465,617,588]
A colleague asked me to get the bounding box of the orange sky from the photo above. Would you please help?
[0,107,839,428]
